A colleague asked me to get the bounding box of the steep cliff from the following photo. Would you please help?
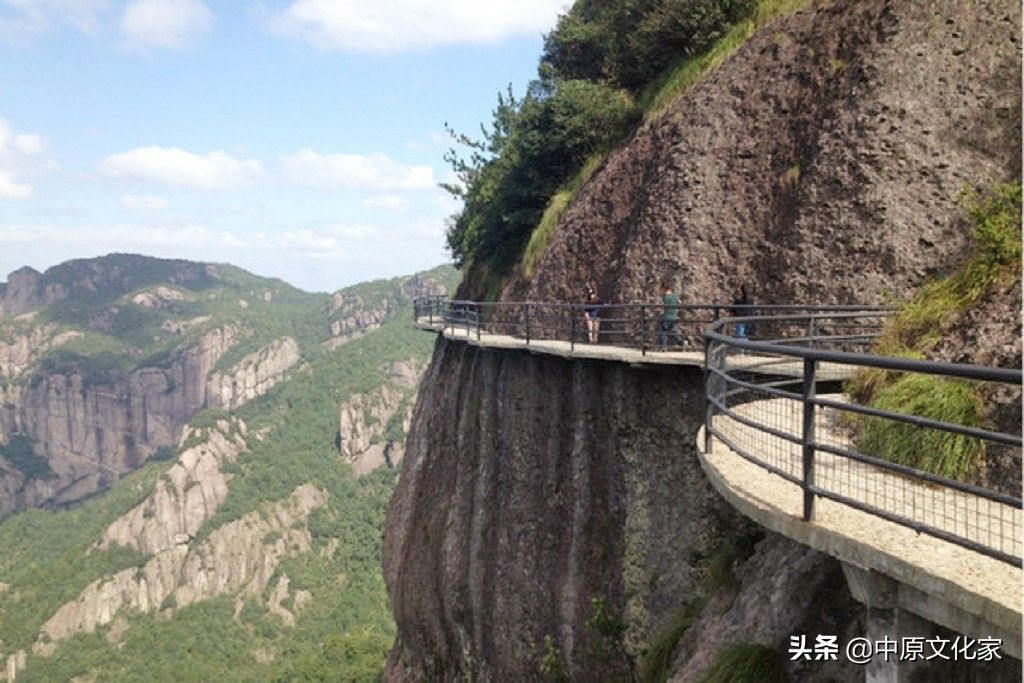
[0,254,327,515]
[386,0,1021,680]
[0,262,454,681]
[338,359,422,476]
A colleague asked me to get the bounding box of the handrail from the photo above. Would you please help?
[413,297,1023,566]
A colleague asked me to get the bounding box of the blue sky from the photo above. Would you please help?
[0,0,567,292]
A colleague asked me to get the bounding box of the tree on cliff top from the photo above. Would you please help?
[442,0,755,271]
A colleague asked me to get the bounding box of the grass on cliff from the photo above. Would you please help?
[0,434,55,480]
[857,375,985,480]
[845,182,1021,479]
[699,644,789,683]
[517,0,812,284]
[638,0,811,118]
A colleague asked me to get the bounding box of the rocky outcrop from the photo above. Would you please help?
[384,341,727,680]
[206,338,300,410]
[327,274,449,348]
[98,419,248,555]
[34,484,327,651]
[0,324,81,381]
[0,256,217,319]
[130,286,188,309]
[0,326,238,516]
[389,0,1020,679]
[496,0,1021,309]
[339,360,422,476]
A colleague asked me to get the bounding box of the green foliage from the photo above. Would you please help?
[699,643,789,682]
[583,597,628,665]
[637,601,705,683]
[874,182,1021,355]
[538,635,570,682]
[446,0,812,278]
[843,183,1020,478]
[0,434,55,479]
[858,375,985,480]
[0,461,166,651]
[542,0,755,91]
[444,80,638,267]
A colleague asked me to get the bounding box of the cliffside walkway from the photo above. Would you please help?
[413,297,1023,665]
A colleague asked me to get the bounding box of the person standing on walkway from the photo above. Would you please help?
[660,284,683,349]
[732,284,756,340]
[584,285,603,344]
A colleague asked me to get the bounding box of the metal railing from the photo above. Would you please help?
[413,297,888,353]
[705,312,1023,566]
[412,297,1022,566]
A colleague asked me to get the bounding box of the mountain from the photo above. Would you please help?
[0,255,458,681]
[383,0,1021,681]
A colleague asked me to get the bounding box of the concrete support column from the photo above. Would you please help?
[841,563,934,682]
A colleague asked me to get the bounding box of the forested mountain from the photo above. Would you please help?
[0,255,457,680]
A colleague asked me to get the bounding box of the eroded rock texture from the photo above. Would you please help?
[384,340,724,680]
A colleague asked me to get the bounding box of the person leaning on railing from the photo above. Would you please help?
[660,284,683,349]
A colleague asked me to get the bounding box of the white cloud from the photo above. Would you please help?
[120,193,169,210]
[281,149,434,190]
[120,0,212,49]
[102,146,262,189]
[0,0,107,41]
[271,0,566,53]
[0,223,215,247]
[363,194,408,212]
[0,118,46,200]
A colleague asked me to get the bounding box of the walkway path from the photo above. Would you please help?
[414,303,1022,660]
[700,395,1022,656]
[416,316,853,380]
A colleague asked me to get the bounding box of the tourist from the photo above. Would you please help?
[584,285,602,343]
[732,284,756,340]
[660,284,682,349]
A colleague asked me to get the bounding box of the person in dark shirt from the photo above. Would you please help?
[660,285,683,349]
[732,284,755,339]
[584,285,602,343]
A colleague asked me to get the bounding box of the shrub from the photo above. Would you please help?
[858,374,985,480]
[637,601,705,683]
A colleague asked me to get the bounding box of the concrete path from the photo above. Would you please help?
[416,317,852,379]
[700,394,1022,655]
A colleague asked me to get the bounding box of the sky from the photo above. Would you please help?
[0,0,568,292]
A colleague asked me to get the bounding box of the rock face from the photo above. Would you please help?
[327,274,448,348]
[339,360,422,476]
[0,256,216,319]
[0,325,81,380]
[388,0,1020,680]
[35,483,327,651]
[0,326,238,516]
[206,337,300,410]
[384,341,728,680]
[98,419,248,555]
[494,0,1020,308]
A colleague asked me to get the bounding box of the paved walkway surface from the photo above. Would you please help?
[701,394,1022,648]
[416,318,851,379]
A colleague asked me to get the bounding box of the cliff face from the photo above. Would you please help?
[385,340,729,679]
[206,337,301,410]
[496,0,1020,307]
[338,359,422,476]
[387,0,1020,680]
[0,326,238,515]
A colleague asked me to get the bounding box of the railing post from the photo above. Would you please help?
[570,304,576,351]
[703,342,714,454]
[524,302,531,345]
[640,305,647,355]
[802,357,817,521]
[476,303,481,341]
[806,314,818,349]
